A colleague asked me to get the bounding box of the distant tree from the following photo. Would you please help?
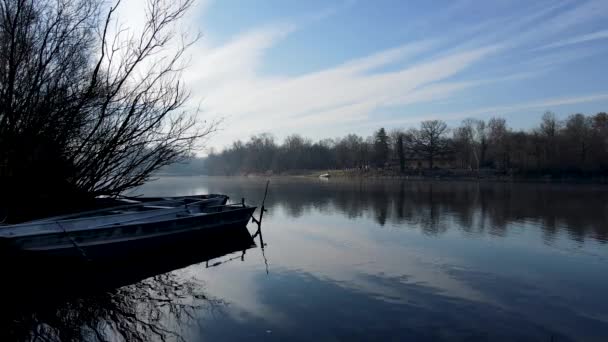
[397,134,405,173]
[203,112,608,177]
[373,128,390,167]
[540,111,559,138]
[507,130,534,172]
[592,112,608,132]
[336,134,365,169]
[279,134,312,170]
[487,117,509,170]
[388,128,403,163]
[453,119,477,169]
[412,120,450,169]
[537,111,560,169]
[475,120,488,167]
[563,114,591,167]
[244,133,276,172]
[589,113,608,171]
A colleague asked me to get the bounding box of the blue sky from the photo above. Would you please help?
[122,0,608,150]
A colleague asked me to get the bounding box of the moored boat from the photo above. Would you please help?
[0,200,256,261]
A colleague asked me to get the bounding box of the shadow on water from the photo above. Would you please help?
[0,225,258,342]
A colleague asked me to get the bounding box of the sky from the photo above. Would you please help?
[118,0,608,152]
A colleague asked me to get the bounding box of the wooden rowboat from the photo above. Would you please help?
[0,200,256,261]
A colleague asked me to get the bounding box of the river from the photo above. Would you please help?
[3,176,608,341]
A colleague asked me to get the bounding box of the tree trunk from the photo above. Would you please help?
[397,136,405,173]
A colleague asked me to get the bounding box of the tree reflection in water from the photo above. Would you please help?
[20,273,220,342]
[200,178,608,243]
[1,225,257,342]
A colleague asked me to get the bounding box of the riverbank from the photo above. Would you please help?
[229,169,608,184]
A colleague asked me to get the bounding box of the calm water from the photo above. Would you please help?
[3,177,608,341]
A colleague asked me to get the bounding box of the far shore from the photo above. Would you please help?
[295,170,608,183]
[157,170,608,184]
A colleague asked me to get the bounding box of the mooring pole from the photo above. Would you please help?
[251,180,270,230]
[245,180,271,273]
[259,179,269,224]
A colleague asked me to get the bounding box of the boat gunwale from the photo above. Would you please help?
[25,195,228,224]
[1,197,229,230]
[1,205,256,238]
[26,211,255,251]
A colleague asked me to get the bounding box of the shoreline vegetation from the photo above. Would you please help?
[204,112,608,183]
[236,171,608,184]
[155,169,608,185]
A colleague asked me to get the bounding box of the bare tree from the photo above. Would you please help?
[540,111,559,138]
[487,117,509,170]
[536,111,560,168]
[452,118,488,170]
[564,113,591,166]
[203,113,608,177]
[412,120,450,169]
[475,119,488,167]
[0,0,215,205]
[453,119,476,169]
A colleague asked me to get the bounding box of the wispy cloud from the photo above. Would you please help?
[117,0,608,149]
[537,29,608,50]
[190,38,502,144]
[539,0,608,36]
[372,93,608,128]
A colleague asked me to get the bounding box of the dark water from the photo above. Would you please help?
[3,177,608,341]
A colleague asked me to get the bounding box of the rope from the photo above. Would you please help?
[56,221,91,262]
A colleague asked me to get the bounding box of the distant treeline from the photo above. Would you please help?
[157,157,206,176]
[205,112,608,177]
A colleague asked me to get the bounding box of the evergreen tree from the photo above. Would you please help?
[397,135,405,173]
[374,128,390,167]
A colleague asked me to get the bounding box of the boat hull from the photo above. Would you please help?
[4,206,256,261]
[2,224,257,301]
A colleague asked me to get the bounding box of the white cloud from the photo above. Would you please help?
[187,31,501,148]
[114,0,608,150]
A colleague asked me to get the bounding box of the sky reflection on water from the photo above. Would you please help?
[132,177,608,341]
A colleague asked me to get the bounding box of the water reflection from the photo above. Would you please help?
[1,226,257,342]
[127,177,608,341]
[190,178,608,243]
[199,269,579,342]
[7,273,216,342]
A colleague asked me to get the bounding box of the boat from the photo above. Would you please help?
[0,199,256,261]
[319,173,330,178]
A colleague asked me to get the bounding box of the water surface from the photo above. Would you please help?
[5,177,608,341]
